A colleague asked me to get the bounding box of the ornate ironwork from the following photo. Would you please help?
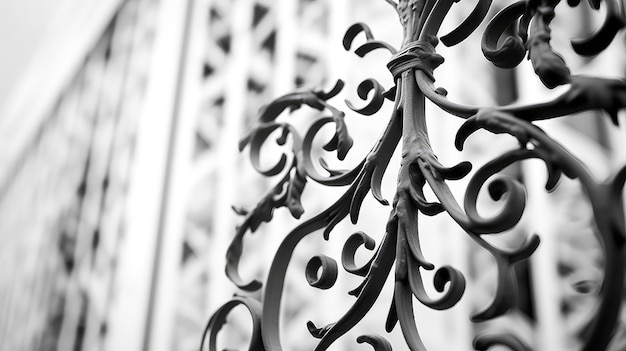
[201,0,626,349]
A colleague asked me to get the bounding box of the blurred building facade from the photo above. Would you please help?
[1,0,626,351]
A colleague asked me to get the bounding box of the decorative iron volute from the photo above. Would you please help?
[201,0,626,350]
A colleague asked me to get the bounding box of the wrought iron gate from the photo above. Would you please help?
[202,0,626,350]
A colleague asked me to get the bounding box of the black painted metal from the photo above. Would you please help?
[201,0,626,350]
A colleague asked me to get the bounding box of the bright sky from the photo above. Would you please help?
[0,1,71,112]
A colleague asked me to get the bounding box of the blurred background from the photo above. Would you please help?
[1,0,626,350]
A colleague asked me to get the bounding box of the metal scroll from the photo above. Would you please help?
[202,0,626,350]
